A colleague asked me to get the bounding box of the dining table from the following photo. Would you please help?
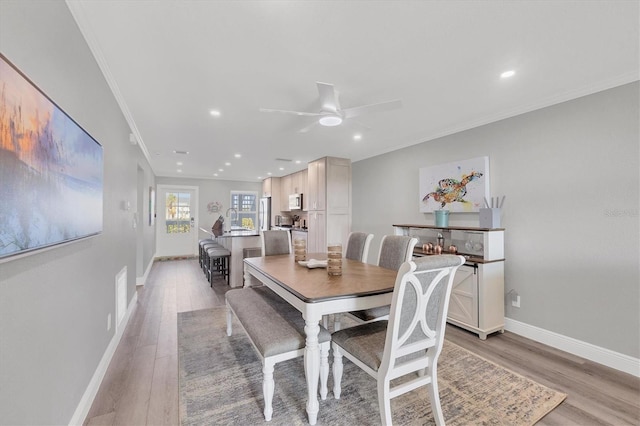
[243,253,398,425]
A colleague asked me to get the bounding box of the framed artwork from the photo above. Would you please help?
[419,156,490,213]
[0,54,103,261]
[149,187,156,226]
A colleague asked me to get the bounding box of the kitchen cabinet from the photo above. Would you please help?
[307,211,326,253]
[299,169,308,211]
[280,174,292,212]
[393,224,505,340]
[307,157,351,253]
[262,177,281,200]
[307,158,326,211]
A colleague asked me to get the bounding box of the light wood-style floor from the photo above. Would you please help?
[85,258,640,425]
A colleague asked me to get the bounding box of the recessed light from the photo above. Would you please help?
[176,161,183,166]
[295,160,301,164]
[353,134,362,141]
[279,167,284,171]
[225,162,231,166]
[214,173,218,177]
[210,110,221,117]
[219,168,224,172]
[500,70,516,79]
[267,172,272,176]
[234,153,241,158]
[177,169,182,173]
[257,176,262,179]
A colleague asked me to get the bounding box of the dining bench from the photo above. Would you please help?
[226,286,331,421]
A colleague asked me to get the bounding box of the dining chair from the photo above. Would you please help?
[344,231,374,262]
[338,235,418,329]
[324,232,374,329]
[331,255,465,426]
[261,230,292,256]
[226,286,331,421]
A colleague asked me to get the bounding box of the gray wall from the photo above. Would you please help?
[0,1,155,424]
[352,82,639,358]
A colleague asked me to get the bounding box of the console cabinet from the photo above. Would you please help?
[393,224,505,339]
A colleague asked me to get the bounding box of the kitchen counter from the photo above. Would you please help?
[217,230,260,238]
[271,226,308,232]
[199,227,260,287]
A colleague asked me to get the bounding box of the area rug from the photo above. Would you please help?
[178,307,566,425]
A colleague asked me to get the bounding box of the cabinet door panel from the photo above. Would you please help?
[448,265,478,327]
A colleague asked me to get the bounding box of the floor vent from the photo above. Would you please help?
[115,266,127,331]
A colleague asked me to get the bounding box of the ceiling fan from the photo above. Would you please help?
[260,82,402,133]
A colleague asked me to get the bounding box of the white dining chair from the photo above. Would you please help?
[331,254,465,426]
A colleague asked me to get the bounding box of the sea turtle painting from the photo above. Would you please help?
[423,171,483,208]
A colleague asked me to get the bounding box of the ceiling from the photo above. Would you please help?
[66,1,639,182]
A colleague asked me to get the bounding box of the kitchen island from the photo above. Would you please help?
[200,228,261,287]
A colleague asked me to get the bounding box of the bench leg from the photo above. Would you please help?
[263,359,275,421]
[332,342,343,399]
[320,342,329,400]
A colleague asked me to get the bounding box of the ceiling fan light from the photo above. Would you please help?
[319,115,342,126]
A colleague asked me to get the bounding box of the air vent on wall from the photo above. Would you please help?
[173,150,189,155]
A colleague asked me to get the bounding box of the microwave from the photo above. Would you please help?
[288,193,303,210]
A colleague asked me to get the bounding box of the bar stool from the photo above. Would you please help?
[201,241,221,274]
[207,246,231,285]
[199,238,216,268]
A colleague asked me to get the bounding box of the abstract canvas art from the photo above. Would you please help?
[419,156,489,213]
[0,54,103,261]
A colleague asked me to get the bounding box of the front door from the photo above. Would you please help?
[156,185,199,257]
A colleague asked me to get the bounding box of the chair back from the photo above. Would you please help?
[261,230,292,256]
[345,232,374,262]
[380,255,464,379]
[376,235,419,270]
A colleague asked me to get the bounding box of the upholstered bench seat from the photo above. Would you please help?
[226,286,330,421]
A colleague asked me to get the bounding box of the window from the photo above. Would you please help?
[165,192,191,233]
[230,191,258,230]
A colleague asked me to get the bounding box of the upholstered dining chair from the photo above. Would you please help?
[261,230,292,256]
[344,231,374,262]
[340,235,418,327]
[331,255,465,426]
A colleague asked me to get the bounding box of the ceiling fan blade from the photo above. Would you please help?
[298,119,319,134]
[343,99,402,118]
[259,108,322,117]
[316,82,340,113]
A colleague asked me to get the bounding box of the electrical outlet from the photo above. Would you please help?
[512,295,521,308]
[107,313,112,331]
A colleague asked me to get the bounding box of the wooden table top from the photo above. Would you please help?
[244,253,398,303]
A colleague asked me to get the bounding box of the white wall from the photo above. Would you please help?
[0,1,155,423]
[352,82,639,358]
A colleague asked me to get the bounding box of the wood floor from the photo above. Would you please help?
[84,258,640,425]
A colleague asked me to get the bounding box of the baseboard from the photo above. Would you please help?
[68,292,139,425]
[136,253,156,286]
[505,318,640,378]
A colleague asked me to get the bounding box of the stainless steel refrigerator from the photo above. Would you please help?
[259,197,271,231]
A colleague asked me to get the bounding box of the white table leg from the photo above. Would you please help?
[304,316,321,425]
